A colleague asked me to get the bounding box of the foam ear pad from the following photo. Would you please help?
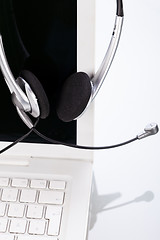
[20,70,50,119]
[57,72,92,122]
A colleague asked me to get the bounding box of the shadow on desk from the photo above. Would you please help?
[89,175,155,230]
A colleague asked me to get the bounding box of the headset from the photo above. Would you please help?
[0,0,124,127]
[0,0,159,152]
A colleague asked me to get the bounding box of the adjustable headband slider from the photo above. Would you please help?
[116,0,124,17]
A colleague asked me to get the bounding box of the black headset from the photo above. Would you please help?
[0,0,124,128]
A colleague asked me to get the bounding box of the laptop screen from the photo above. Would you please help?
[0,0,77,144]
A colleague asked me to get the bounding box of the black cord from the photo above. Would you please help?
[33,128,138,150]
[0,118,39,154]
[0,117,138,153]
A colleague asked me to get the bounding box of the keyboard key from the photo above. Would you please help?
[12,178,28,188]
[0,202,6,216]
[47,219,61,236]
[39,190,64,205]
[10,219,27,234]
[0,218,8,232]
[45,206,62,220]
[49,180,66,190]
[0,178,9,187]
[0,233,14,240]
[46,207,62,236]
[27,204,43,219]
[28,219,46,235]
[30,179,47,189]
[46,206,62,236]
[1,188,18,202]
[8,203,25,218]
[20,189,37,203]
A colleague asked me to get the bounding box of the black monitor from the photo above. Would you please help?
[0,0,77,144]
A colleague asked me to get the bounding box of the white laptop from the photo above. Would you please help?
[0,1,95,240]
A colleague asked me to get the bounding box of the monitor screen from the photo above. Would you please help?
[0,0,77,144]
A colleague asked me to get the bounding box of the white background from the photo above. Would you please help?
[89,0,160,239]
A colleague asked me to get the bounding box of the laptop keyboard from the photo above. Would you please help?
[0,177,66,240]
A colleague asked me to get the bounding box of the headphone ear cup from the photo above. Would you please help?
[20,70,50,119]
[57,72,92,122]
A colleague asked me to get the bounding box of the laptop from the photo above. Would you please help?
[0,0,95,240]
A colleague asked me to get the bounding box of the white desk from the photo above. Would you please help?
[88,0,160,239]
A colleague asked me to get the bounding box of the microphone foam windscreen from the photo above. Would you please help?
[57,72,91,122]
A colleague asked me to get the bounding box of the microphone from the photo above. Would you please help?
[137,123,159,140]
